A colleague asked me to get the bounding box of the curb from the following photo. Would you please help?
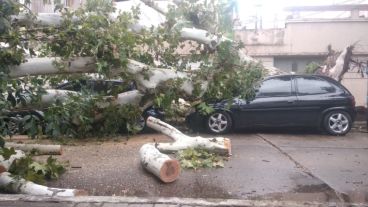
[0,194,353,207]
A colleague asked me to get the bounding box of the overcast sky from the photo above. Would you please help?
[237,0,368,29]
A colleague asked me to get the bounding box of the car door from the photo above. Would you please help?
[294,76,339,126]
[233,76,298,127]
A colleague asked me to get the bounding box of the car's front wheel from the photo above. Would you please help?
[323,110,352,136]
[206,111,232,134]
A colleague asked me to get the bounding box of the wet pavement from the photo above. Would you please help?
[38,129,368,204]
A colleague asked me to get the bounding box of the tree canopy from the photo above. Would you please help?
[0,0,267,139]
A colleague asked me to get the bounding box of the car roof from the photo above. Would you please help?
[267,74,337,82]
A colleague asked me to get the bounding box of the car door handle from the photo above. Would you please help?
[287,100,295,104]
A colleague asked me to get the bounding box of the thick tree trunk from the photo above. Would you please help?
[9,57,96,78]
[146,116,232,156]
[0,172,87,196]
[315,45,354,82]
[0,150,25,173]
[4,143,62,155]
[10,58,205,97]
[139,144,180,183]
[328,45,354,82]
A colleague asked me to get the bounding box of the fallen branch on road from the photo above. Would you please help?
[0,172,87,196]
[139,116,231,182]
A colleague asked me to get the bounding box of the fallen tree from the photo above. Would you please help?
[0,0,281,184]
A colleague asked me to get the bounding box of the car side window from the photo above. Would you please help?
[296,77,336,95]
[257,76,292,97]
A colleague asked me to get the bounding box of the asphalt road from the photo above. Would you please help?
[44,130,368,203]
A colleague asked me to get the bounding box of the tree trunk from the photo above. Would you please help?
[10,57,206,98]
[0,150,25,173]
[0,172,88,196]
[4,143,63,155]
[146,116,232,156]
[139,144,180,183]
[328,45,354,82]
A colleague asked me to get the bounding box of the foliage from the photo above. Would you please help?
[197,102,214,115]
[305,62,321,74]
[0,147,16,160]
[9,155,66,184]
[44,93,143,138]
[0,0,264,140]
[0,147,65,184]
[176,148,225,170]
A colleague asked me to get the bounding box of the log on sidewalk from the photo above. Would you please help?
[139,144,180,183]
[5,143,63,155]
[0,172,88,196]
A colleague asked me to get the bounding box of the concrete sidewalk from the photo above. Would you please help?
[0,194,356,207]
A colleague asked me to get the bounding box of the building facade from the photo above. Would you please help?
[235,5,368,107]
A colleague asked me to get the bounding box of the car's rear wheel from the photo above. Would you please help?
[323,111,352,136]
[206,111,232,134]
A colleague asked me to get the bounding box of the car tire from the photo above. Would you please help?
[206,111,232,134]
[323,110,352,136]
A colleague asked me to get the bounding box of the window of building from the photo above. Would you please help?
[292,62,298,73]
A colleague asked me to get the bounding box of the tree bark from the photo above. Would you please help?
[328,45,354,82]
[10,58,205,97]
[139,143,180,183]
[146,116,232,156]
[0,150,25,173]
[0,172,88,196]
[4,143,63,155]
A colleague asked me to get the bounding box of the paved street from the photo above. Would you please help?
[32,129,368,204]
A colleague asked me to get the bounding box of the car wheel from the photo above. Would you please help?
[206,111,232,134]
[323,111,352,136]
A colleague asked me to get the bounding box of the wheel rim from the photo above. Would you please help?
[328,113,349,134]
[208,113,228,133]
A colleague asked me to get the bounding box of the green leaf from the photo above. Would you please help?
[29,162,48,175]
[0,147,16,160]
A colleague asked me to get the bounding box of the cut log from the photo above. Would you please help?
[146,116,231,156]
[139,143,180,183]
[0,150,25,173]
[4,143,62,155]
[0,172,87,196]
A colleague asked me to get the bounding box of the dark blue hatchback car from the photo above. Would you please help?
[186,75,356,136]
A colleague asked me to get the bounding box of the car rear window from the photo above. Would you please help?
[296,76,336,95]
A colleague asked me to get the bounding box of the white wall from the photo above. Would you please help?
[236,19,368,56]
